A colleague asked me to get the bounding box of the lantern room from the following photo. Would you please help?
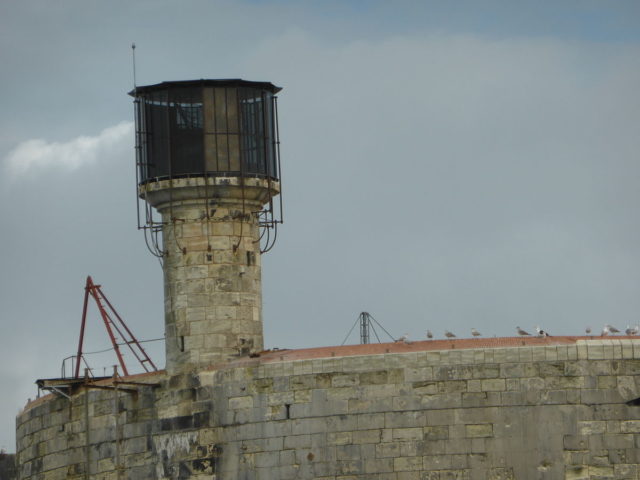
[131,79,281,184]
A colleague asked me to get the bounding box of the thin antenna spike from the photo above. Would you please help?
[131,43,137,88]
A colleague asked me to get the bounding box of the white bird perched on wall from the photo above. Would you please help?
[601,325,610,336]
[625,325,639,336]
[396,333,410,343]
[471,328,481,337]
[426,330,433,339]
[605,324,620,334]
[444,330,456,339]
[535,325,549,337]
[516,326,531,336]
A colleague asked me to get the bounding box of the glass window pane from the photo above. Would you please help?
[214,88,227,133]
[148,90,169,179]
[203,87,216,134]
[229,134,240,173]
[204,133,218,172]
[216,134,229,171]
[226,88,239,134]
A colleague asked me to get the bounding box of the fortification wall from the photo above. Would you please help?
[16,339,640,479]
[16,372,164,479]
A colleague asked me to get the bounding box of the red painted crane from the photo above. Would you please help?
[74,276,157,378]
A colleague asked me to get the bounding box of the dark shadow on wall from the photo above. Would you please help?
[0,452,17,480]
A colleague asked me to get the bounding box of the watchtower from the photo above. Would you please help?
[131,79,282,371]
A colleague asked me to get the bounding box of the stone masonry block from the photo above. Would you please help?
[556,346,569,361]
[621,420,640,433]
[385,411,425,429]
[376,441,401,458]
[423,426,449,441]
[545,346,559,361]
[564,465,589,480]
[405,367,434,382]
[578,421,606,435]
[365,457,394,474]
[435,366,473,381]
[349,397,394,414]
[531,347,547,362]
[602,433,635,449]
[353,429,382,444]
[563,435,589,450]
[393,396,423,411]
[486,467,515,480]
[597,375,617,389]
[588,465,614,476]
[392,428,423,441]
[465,424,493,438]
[481,379,505,392]
[357,413,385,430]
[466,380,482,392]
[336,444,361,460]
[327,432,353,446]
[394,456,422,471]
[422,393,463,409]
[331,374,359,388]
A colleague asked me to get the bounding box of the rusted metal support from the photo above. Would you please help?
[73,276,158,378]
[87,277,129,375]
[113,380,161,388]
[74,279,92,379]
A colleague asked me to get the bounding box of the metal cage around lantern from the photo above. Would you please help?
[131,79,282,183]
[130,79,283,256]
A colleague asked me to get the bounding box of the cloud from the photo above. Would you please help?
[4,121,133,179]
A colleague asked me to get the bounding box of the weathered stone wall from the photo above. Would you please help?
[16,375,163,479]
[209,339,640,479]
[15,339,640,479]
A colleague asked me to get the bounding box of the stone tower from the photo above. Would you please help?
[131,79,282,372]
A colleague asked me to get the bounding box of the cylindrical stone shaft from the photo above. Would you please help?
[140,176,279,372]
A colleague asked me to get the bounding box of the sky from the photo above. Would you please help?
[1,0,639,451]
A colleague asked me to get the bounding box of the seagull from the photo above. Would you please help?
[516,326,531,336]
[605,324,620,334]
[601,325,610,336]
[426,330,433,339]
[444,330,456,339]
[585,326,592,335]
[535,325,549,337]
[625,325,639,336]
[396,333,410,343]
[471,328,482,337]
